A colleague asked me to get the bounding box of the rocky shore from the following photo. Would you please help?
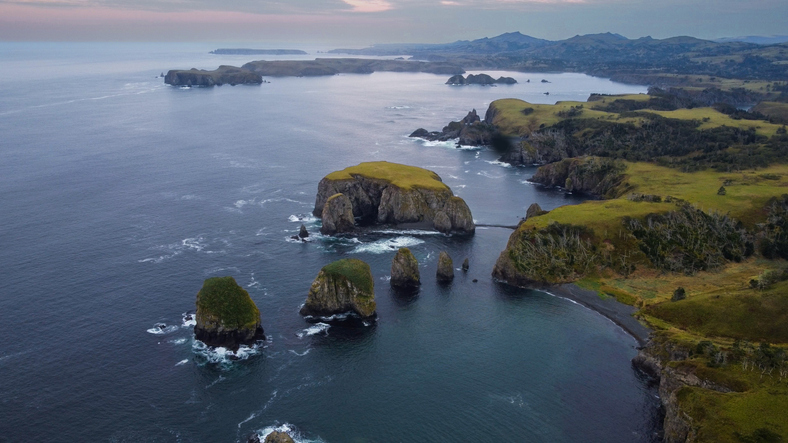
[164,65,262,86]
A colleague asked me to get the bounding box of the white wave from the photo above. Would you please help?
[380,275,391,281]
[169,338,187,345]
[139,236,209,263]
[419,139,459,149]
[455,184,467,188]
[386,105,411,110]
[303,312,352,322]
[296,322,330,338]
[457,144,483,151]
[192,340,263,367]
[519,180,537,186]
[486,160,513,168]
[235,199,253,209]
[448,174,460,180]
[289,214,319,223]
[175,359,189,366]
[371,229,439,236]
[182,313,196,328]
[289,349,312,356]
[180,194,201,200]
[254,423,325,443]
[351,236,424,254]
[476,171,504,179]
[259,197,308,206]
[147,323,179,335]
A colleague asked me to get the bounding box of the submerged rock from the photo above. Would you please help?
[194,276,265,350]
[391,247,420,290]
[437,251,454,283]
[313,162,474,235]
[462,258,469,272]
[320,193,355,235]
[300,259,376,319]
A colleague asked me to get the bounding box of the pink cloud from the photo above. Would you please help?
[342,0,393,12]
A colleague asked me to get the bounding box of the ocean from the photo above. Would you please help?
[0,42,658,442]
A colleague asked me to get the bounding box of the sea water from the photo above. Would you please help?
[0,42,658,442]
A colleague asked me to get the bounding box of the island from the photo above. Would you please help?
[446,73,517,85]
[210,49,307,55]
[164,65,262,86]
[300,258,376,320]
[194,276,265,350]
[241,58,464,77]
[313,161,475,235]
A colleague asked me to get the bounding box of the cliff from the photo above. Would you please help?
[194,276,265,350]
[529,157,630,199]
[164,65,263,86]
[300,259,376,319]
[313,162,475,235]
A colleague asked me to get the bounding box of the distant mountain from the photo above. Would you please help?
[329,32,788,81]
[716,36,788,45]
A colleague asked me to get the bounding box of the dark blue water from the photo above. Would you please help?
[0,43,656,442]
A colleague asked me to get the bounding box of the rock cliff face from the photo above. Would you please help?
[410,109,498,146]
[165,65,263,86]
[525,203,548,219]
[300,259,376,319]
[391,248,420,290]
[320,193,355,235]
[436,251,454,283]
[194,276,265,350]
[530,157,629,199]
[264,431,295,443]
[632,335,747,443]
[313,162,475,235]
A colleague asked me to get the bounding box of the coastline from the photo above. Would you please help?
[545,283,651,346]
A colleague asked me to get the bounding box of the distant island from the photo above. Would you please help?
[210,49,307,55]
[446,74,516,85]
[164,65,262,86]
[242,58,463,76]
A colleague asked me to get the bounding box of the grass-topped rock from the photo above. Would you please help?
[301,259,376,319]
[313,161,474,234]
[390,247,420,290]
[194,276,265,350]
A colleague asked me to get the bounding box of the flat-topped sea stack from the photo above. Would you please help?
[164,65,262,86]
[301,259,376,319]
[194,276,265,350]
[313,162,475,235]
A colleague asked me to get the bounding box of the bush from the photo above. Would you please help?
[672,287,687,301]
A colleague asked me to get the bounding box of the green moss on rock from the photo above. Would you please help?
[195,276,264,349]
[301,259,376,319]
[391,247,420,290]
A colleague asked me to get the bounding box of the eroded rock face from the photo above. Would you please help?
[391,247,420,290]
[409,109,498,146]
[313,162,474,235]
[437,251,454,283]
[194,276,265,350]
[320,193,355,235]
[300,259,376,319]
[530,157,629,199]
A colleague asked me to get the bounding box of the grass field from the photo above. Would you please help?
[325,161,450,191]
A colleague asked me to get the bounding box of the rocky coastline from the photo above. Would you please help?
[165,65,262,86]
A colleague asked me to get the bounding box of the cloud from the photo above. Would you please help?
[342,0,392,12]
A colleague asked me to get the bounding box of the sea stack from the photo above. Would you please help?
[462,258,470,272]
[437,251,454,283]
[194,276,265,350]
[526,203,547,219]
[320,193,355,235]
[391,247,420,290]
[300,259,376,319]
[313,161,474,235]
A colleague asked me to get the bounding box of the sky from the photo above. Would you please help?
[1,0,787,45]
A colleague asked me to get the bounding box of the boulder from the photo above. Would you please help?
[264,431,295,443]
[313,162,474,235]
[462,258,469,272]
[194,276,265,350]
[320,193,355,235]
[299,224,310,238]
[526,203,548,219]
[437,251,454,283]
[391,248,420,290]
[300,259,376,319]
